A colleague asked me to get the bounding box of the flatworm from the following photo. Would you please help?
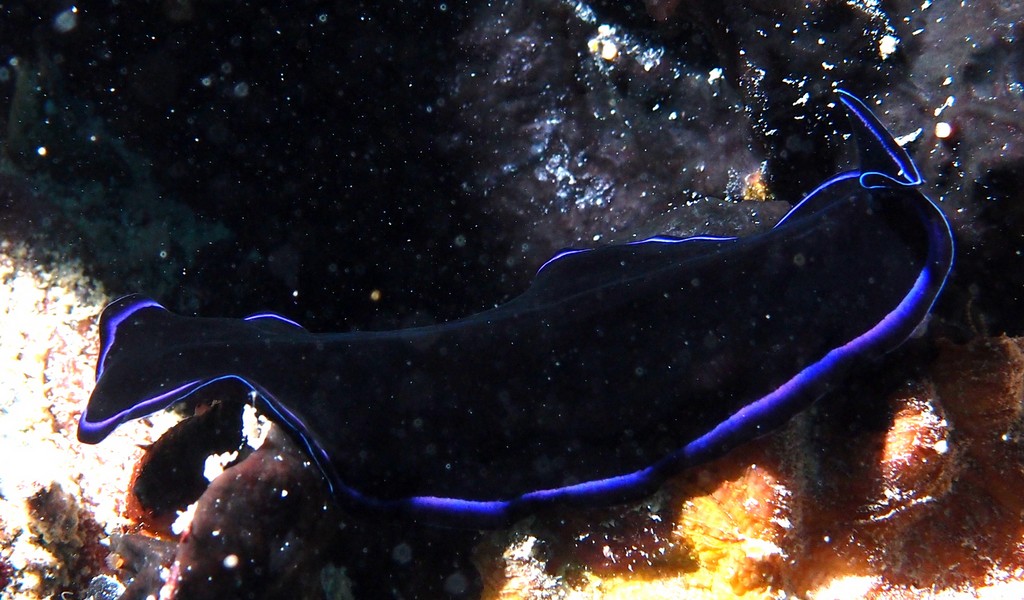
[79,91,954,528]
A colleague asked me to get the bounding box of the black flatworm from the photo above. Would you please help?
[78,91,954,528]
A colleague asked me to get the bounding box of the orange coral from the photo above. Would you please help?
[479,336,1024,598]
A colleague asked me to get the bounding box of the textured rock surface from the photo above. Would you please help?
[0,247,180,598]
[476,337,1024,599]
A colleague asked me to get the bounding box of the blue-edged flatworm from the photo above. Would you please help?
[78,91,954,528]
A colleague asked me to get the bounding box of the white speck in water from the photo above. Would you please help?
[879,34,899,59]
[894,128,923,146]
[392,542,413,564]
[53,6,78,33]
[933,95,955,117]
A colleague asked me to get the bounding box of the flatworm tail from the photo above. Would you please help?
[836,89,921,188]
[839,88,954,334]
[80,295,203,444]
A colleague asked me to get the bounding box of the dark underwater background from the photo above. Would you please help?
[2,0,1021,338]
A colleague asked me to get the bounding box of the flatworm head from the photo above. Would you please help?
[79,91,953,528]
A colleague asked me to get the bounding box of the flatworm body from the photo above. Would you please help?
[79,91,954,528]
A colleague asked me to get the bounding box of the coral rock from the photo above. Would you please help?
[478,336,1024,598]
